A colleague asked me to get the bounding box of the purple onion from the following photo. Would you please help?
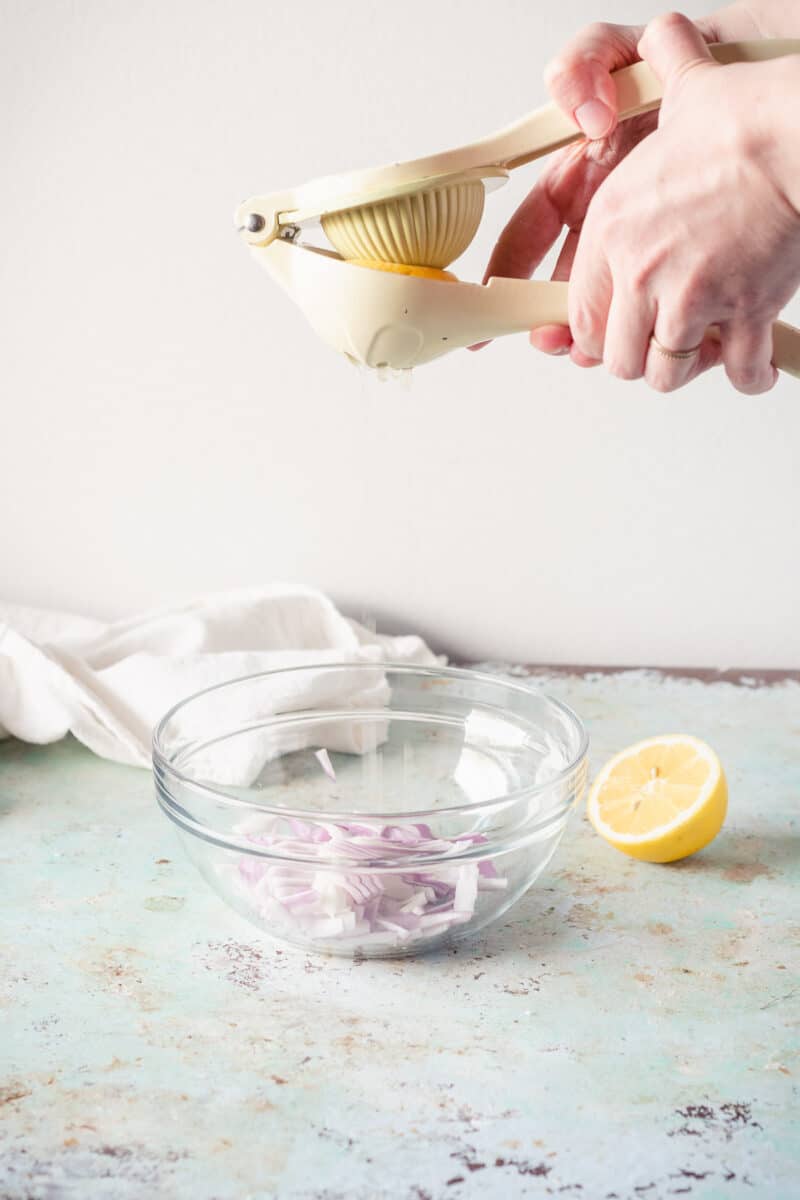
[234,817,508,947]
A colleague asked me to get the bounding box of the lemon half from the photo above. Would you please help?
[348,258,457,282]
[588,735,727,863]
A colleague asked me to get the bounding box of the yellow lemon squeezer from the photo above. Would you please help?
[236,41,800,374]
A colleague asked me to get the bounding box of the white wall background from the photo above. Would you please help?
[2,0,798,667]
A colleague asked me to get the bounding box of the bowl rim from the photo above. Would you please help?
[152,660,589,826]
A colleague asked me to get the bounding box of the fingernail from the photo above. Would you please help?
[550,346,571,356]
[575,99,613,140]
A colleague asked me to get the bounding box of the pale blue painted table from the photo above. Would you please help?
[2,667,798,1200]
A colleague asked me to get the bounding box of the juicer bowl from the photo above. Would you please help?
[153,663,588,959]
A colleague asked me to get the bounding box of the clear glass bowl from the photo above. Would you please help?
[153,663,588,958]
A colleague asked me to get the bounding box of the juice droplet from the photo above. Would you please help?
[344,358,413,391]
[391,367,413,391]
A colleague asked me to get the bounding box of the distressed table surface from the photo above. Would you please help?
[1,667,798,1200]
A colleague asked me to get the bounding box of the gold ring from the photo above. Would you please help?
[649,335,702,361]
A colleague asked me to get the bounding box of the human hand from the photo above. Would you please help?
[567,13,800,392]
[477,20,658,361]
[476,5,767,363]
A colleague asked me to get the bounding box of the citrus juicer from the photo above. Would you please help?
[236,40,800,375]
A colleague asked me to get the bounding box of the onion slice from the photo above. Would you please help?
[233,816,508,949]
[314,748,337,781]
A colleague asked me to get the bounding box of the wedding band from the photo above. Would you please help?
[649,335,703,361]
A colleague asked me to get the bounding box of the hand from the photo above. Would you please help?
[477,20,658,362]
[476,4,764,364]
[568,13,800,392]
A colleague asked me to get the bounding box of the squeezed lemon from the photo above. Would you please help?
[349,258,457,282]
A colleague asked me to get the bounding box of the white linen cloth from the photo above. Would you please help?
[0,585,440,769]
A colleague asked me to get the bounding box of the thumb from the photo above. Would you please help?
[544,22,644,140]
[637,11,715,88]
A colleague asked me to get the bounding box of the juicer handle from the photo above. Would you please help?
[484,278,800,380]
[476,39,800,171]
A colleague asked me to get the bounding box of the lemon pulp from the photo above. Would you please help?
[348,258,457,282]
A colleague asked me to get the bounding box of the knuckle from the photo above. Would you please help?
[588,183,615,218]
[674,267,712,314]
[544,60,593,107]
[586,194,620,243]
[726,366,774,395]
[543,57,568,88]
[648,373,677,394]
[606,358,640,381]
[728,122,761,164]
[655,283,711,344]
[570,305,598,339]
[627,259,657,295]
[588,186,633,241]
[730,291,769,323]
[545,24,616,90]
[545,50,588,85]
[646,11,692,37]
[584,21,615,43]
[610,242,661,296]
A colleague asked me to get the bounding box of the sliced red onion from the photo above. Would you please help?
[314,748,337,781]
[232,816,508,949]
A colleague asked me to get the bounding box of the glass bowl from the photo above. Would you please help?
[153,663,588,958]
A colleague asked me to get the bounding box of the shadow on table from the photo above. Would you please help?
[413,896,574,970]
[416,827,799,969]
[669,826,800,882]
[0,738,38,816]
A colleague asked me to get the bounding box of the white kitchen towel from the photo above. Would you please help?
[0,585,441,769]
